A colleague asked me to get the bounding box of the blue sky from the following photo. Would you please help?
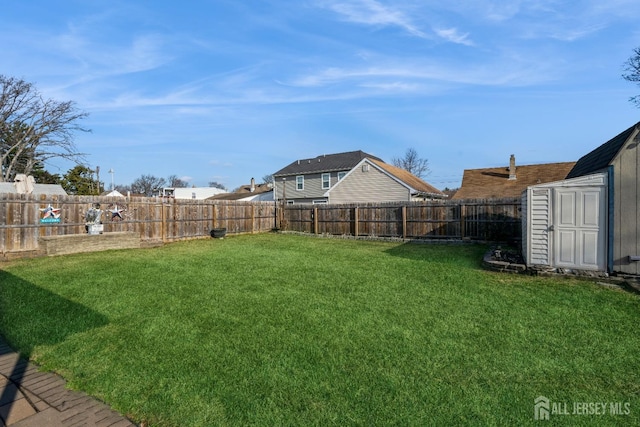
[3,1,640,190]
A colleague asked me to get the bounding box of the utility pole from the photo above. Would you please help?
[96,166,101,194]
[108,168,114,191]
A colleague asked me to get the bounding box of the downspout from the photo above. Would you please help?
[607,165,614,274]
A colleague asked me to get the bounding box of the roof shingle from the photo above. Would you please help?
[566,121,640,179]
[369,159,443,196]
[273,150,383,176]
[452,161,576,199]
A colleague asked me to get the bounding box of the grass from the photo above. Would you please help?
[1,233,639,426]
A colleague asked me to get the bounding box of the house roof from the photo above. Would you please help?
[0,183,17,194]
[0,181,67,195]
[101,190,126,197]
[209,183,273,200]
[566,121,640,179]
[452,160,576,199]
[273,150,383,177]
[368,159,444,196]
[32,184,67,196]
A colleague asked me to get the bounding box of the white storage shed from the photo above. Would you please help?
[522,121,640,275]
[522,172,608,272]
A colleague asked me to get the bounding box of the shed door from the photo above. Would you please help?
[553,188,605,270]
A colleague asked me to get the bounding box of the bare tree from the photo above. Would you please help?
[208,181,227,190]
[391,148,430,179]
[0,75,90,182]
[131,174,167,197]
[623,47,640,107]
[167,174,188,187]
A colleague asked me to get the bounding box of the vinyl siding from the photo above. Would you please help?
[528,188,550,266]
[521,191,528,264]
[275,171,348,202]
[328,163,410,204]
[612,133,640,274]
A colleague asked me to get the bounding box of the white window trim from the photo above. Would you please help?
[296,175,304,191]
[322,173,330,189]
[286,200,295,205]
[338,171,347,180]
[312,199,328,204]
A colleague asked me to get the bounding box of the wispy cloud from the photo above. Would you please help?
[433,27,473,46]
[318,0,427,37]
[317,0,479,45]
[50,31,174,79]
[285,53,557,90]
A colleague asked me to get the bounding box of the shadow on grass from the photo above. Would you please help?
[0,269,108,419]
[383,241,488,267]
[0,270,109,356]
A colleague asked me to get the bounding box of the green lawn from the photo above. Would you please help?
[1,233,639,426]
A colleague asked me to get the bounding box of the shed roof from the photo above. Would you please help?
[273,150,383,177]
[566,121,640,179]
[452,160,576,199]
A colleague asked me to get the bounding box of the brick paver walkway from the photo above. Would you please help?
[0,337,136,427]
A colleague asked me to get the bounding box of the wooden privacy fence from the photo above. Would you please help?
[0,193,277,255]
[280,198,522,241]
[1,194,521,256]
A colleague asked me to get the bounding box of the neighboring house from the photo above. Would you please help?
[160,187,227,200]
[273,150,444,204]
[101,190,126,197]
[209,178,274,201]
[0,174,67,196]
[523,121,640,275]
[452,155,576,199]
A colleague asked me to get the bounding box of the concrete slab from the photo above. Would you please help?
[0,398,36,426]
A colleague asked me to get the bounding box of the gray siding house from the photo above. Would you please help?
[273,150,443,204]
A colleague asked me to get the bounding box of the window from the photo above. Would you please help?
[296,175,304,190]
[362,164,369,172]
[322,173,330,189]
[338,172,347,180]
[313,199,327,204]
[286,200,295,205]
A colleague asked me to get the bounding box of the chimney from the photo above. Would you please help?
[508,154,516,180]
[250,177,255,193]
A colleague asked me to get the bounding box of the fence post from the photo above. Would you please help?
[251,204,256,234]
[402,205,407,239]
[212,202,217,231]
[161,202,167,243]
[353,207,359,237]
[460,203,466,239]
[313,206,319,234]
